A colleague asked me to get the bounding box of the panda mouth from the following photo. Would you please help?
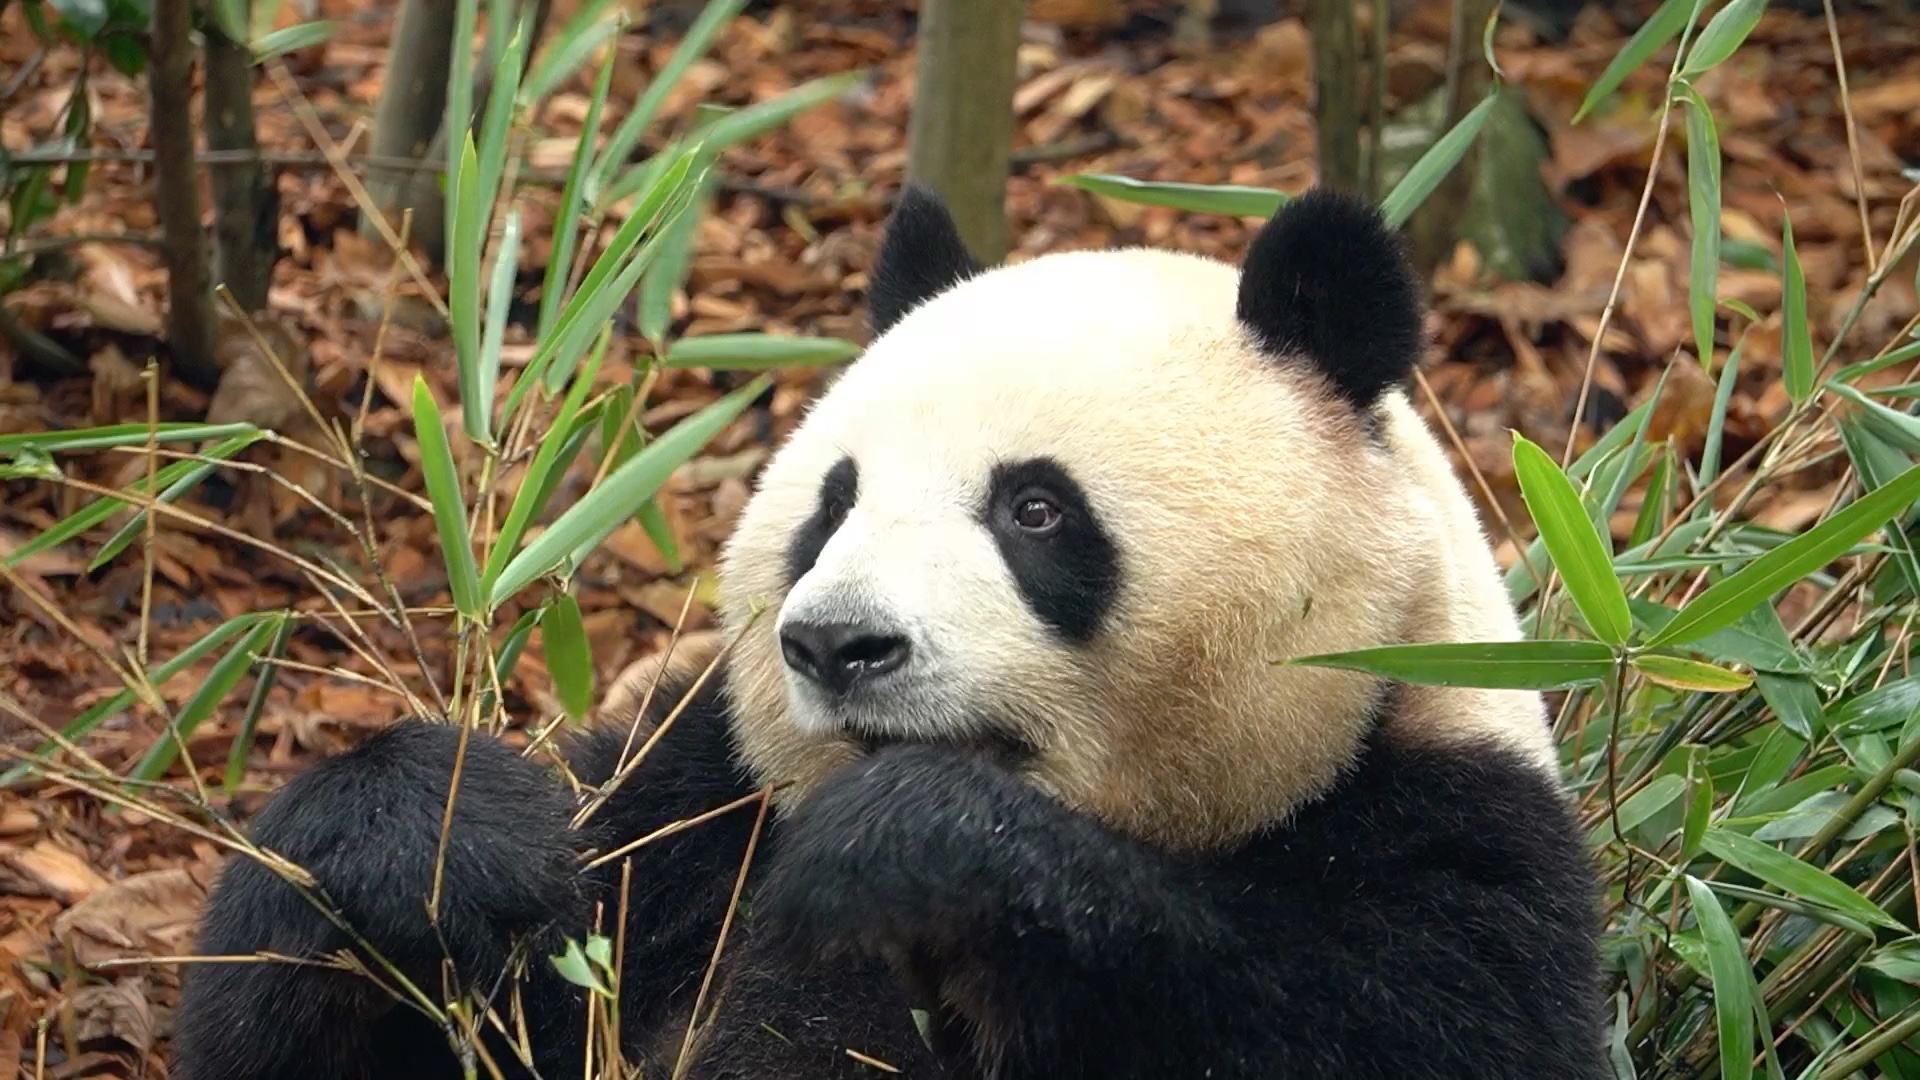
[854,727,1037,765]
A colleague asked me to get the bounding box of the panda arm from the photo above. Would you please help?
[756,743,1268,1076]
[173,720,590,1080]
[173,674,760,1080]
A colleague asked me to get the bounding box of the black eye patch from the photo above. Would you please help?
[784,456,858,587]
[981,458,1120,644]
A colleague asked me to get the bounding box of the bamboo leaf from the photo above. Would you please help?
[474,206,521,444]
[412,377,484,618]
[1648,462,1920,647]
[663,333,863,371]
[519,0,621,106]
[0,422,258,455]
[449,132,487,440]
[1287,640,1619,690]
[1683,874,1756,1080]
[1781,210,1815,405]
[0,614,271,787]
[537,43,616,342]
[1053,174,1288,218]
[1575,0,1694,122]
[1379,92,1500,229]
[1630,653,1753,693]
[540,594,595,721]
[482,333,609,591]
[132,614,285,782]
[490,375,769,606]
[1678,85,1721,367]
[8,431,261,569]
[1513,434,1633,645]
[1681,0,1766,77]
[1700,827,1906,931]
[251,20,336,62]
[591,0,746,197]
[223,613,293,793]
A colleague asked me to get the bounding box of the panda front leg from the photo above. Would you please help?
[756,743,1267,1080]
[174,676,762,1080]
[172,720,592,1080]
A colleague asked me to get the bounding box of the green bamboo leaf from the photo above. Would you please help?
[412,377,484,618]
[1678,85,1721,367]
[1827,675,1920,736]
[583,932,614,971]
[1780,211,1815,404]
[223,613,293,793]
[1631,653,1753,693]
[482,332,610,592]
[473,206,521,444]
[1575,0,1694,122]
[537,44,616,343]
[1683,874,1756,1080]
[1864,938,1920,985]
[490,375,769,606]
[473,11,528,237]
[1701,880,1877,940]
[1834,383,1920,455]
[449,132,487,439]
[634,497,683,575]
[522,149,705,399]
[1053,174,1287,218]
[0,422,258,455]
[1591,774,1685,845]
[519,0,621,106]
[1681,0,1766,77]
[1379,92,1499,229]
[1700,826,1906,931]
[7,432,261,569]
[541,594,595,721]
[639,171,714,350]
[1682,747,1713,859]
[1286,640,1619,690]
[250,20,335,62]
[208,0,247,40]
[89,436,268,571]
[698,70,864,154]
[550,939,610,996]
[1629,447,1674,550]
[1754,673,1824,741]
[479,608,543,718]
[1628,597,1804,673]
[0,614,270,787]
[1648,462,1920,647]
[591,0,747,197]
[663,333,863,371]
[132,614,284,782]
[1699,335,1744,493]
[1513,434,1633,645]
[444,0,480,240]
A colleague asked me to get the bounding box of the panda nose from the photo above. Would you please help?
[779,620,912,695]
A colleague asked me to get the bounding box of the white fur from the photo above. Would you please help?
[713,246,1556,851]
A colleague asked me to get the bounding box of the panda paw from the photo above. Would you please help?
[235,720,584,969]
[756,743,1025,967]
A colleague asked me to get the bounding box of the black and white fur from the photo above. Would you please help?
[172,187,1606,1079]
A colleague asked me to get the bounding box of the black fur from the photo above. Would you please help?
[981,457,1121,644]
[1236,187,1426,411]
[867,185,985,337]
[784,455,858,586]
[174,670,1604,1079]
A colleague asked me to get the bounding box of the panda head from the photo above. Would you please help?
[714,186,1552,851]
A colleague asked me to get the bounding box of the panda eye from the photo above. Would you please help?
[1011,493,1063,535]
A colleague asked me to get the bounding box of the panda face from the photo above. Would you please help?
[712,189,1552,850]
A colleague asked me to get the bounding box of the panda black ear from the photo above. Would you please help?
[868,184,985,337]
[1235,187,1425,410]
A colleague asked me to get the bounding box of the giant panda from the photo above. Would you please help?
[171,186,1606,1080]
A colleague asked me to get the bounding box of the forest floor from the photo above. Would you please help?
[1,0,1917,1074]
